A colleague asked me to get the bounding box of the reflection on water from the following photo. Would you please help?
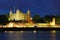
[51,30,56,40]
[7,31,23,40]
[0,31,60,40]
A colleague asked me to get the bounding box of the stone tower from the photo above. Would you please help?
[9,10,13,20]
[50,18,55,26]
[15,9,20,20]
[27,10,32,23]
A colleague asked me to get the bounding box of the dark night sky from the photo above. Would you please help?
[0,0,60,17]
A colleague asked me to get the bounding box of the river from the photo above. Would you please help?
[0,30,60,40]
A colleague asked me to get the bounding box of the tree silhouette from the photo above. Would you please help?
[0,14,8,25]
[32,14,41,23]
[44,15,53,23]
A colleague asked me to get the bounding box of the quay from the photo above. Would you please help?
[0,27,60,31]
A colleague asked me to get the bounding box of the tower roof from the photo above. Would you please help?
[27,9,30,14]
[16,8,20,13]
[10,10,13,14]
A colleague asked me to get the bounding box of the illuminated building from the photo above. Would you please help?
[8,9,32,23]
[50,18,55,26]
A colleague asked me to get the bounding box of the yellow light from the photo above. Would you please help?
[6,22,14,28]
[5,31,7,33]
[51,30,56,33]
[34,30,36,33]
[21,31,23,33]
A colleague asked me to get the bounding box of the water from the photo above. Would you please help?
[0,31,60,40]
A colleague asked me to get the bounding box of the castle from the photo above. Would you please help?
[8,9,32,23]
[4,8,56,27]
[1,8,56,28]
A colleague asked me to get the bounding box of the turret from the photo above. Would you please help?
[27,9,30,14]
[50,18,55,26]
[27,9,32,23]
[10,10,13,15]
[9,10,13,21]
[16,9,20,14]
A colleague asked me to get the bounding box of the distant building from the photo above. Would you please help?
[8,9,32,23]
[50,18,55,26]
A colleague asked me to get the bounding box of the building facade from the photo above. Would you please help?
[8,9,32,23]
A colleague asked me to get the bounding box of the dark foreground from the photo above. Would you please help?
[0,27,60,31]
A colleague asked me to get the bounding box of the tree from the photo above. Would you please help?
[44,15,53,23]
[55,15,60,25]
[32,14,41,23]
[40,18,46,23]
[0,14,8,25]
